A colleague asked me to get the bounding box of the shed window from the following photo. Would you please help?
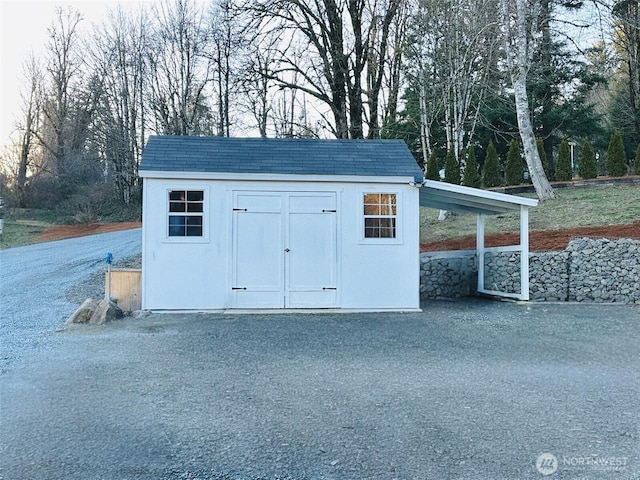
[168,190,204,237]
[364,193,396,238]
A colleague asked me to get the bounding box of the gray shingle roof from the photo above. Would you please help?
[139,135,422,178]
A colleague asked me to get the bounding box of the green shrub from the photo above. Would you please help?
[505,140,524,185]
[462,145,481,188]
[444,146,460,184]
[536,137,551,180]
[555,139,573,181]
[425,150,440,181]
[578,139,598,179]
[606,130,628,177]
[482,141,501,188]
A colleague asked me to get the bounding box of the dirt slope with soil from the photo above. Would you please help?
[420,222,640,252]
[38,222,141,242]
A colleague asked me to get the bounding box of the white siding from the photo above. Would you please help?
[142,178,419,310]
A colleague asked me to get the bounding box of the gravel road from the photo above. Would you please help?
[0,228,141,372]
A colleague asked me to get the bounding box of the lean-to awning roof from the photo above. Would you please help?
[419,180,538,215]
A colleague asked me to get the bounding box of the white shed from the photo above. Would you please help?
[139,135,424,311]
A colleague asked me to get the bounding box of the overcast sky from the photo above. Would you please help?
[0,0,151,149]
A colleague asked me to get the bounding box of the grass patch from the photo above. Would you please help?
[0,209,56,249]
[420,184,640,243]
[0,219,50,249]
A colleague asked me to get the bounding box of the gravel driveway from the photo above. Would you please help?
[0,228,141,372]
[1,268,638,480]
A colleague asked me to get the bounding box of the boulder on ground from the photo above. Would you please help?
[89,298,123,325]
[66,298,98,324]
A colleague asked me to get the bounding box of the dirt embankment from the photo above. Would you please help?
[420,222,640,252]
[38,222,141,242]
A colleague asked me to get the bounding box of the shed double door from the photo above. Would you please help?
[232,191,337,308]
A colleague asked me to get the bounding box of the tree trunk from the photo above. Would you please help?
[513,69,555,200]
[501,0,554,200]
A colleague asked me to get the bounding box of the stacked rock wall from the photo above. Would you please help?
[419,251,476,299]
[420,238,640,304]
[566,238,640,303]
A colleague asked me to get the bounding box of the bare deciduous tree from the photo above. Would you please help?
[148,0,214,136]
[407,0,500,165]
[15,54,43,205]
[90,6,150,204]
[37,7,84,176]
[243,0,403,139]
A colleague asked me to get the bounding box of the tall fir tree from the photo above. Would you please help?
[444,146,460,184]
[635,144,640,175]
[505,140,524,185]
[536,137,551,180]
[555,140,573,181]
[482,141,501,188]
[462,145,481,188]
[578,139,598,179]
[606,130,628,177]
[425,151,440,181]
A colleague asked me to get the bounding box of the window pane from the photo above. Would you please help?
[186,216,202,226]
[170,202,186,212]
[186,225,203,236]
[364,204,380,215]
[380,193,396,205]
[364,218,380,238]
[169,215,184,226]
[187,202,203,213]
[379,204,393,215]
[364,193,380,204]
[187,191,204,202]
[380,218,396,238]
[169,216,186,236]
[169,190,185,201]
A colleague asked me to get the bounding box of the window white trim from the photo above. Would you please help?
[359,190,403,245]
[163,185,210,243]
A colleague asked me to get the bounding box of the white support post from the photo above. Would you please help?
[520,205,530,301]
[477,213,485,292]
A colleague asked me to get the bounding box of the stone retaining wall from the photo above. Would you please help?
[420,238,640,304]
[567,238,640,303]
[419,251,476,299]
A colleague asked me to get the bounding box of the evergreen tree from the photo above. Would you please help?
[635,144,640,175]
[444,146,460,184]
[482,141,501,188]
[505,140,524,185]
[606,130,628,177]
[555,139,573,181]
[425,150,440,181]
[462,145,481,188]
[536,137,551,180]
[578,139,598,179]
